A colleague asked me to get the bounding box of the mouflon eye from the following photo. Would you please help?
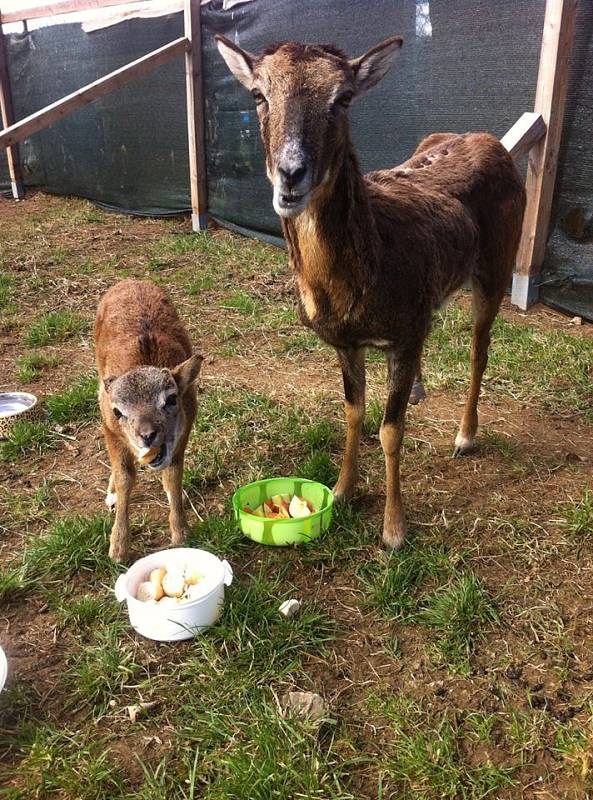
[332,91,354,113]
[165,394,177,409]
[112,407,125,420]
[252,89,267,107]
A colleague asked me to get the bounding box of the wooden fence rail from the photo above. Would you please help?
[1,0,147,25]
[0,36,188,150]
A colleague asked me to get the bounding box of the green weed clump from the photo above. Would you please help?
[0,420,54,463]
[24,310,87,347]
[46,374,98,424]
[16,352,60,383]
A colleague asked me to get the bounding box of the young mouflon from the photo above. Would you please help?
[216,35,525,549]
[95,279,202,562]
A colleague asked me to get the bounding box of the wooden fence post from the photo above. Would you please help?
[0,15,25,199]
[184,0,208,231]
[511,0,577,310]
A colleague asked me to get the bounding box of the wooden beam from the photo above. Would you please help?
[0,17,24,198]
[184,0,208,231]
[0,37,188,151]
[1,0,145,25]
[500,112,546,160]
[511,0,577,310]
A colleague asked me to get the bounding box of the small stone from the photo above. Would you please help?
[284,691,327,722]
[279,599,301,618]
[126,701,159,723]
[571,316,583,325]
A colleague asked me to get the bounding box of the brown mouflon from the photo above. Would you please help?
[216,35,526,549]
[94,279,202,562]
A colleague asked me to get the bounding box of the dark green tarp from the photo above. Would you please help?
[1,0,592,318]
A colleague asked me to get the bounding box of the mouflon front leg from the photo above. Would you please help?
[162,458,187,547]
[381,350,417,549]
[105,472,117,510]
[103,426,136,563]
[333,347,366,502]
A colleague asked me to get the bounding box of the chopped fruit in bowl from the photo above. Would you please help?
[243,493,315,520]
[233,478,333,546]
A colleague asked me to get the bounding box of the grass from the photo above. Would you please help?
[45,373,98,424]
[66,625,146,714]
[425,304,593,420]
[0,566,31,601]
[417,573,499,674]
[24,310,87,347]
[217,290,263,316]
[2,195,593,799]
[0,420,55,462]
[360,541,498,674]
[359,541,453,620]
[0,274,14,309]
[373,694,517,799]
[15,352,60,383]
[554,489,593,539]
[21,514,116,584]
[54,594,119,629]
[7,726,125,800]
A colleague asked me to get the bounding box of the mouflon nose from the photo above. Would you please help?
[277,163,308,191]
[139,428,157,447]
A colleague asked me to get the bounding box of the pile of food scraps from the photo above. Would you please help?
[136,562,204,605]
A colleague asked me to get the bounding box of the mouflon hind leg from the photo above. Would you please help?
[453,279,504,457]
[333,347,366,503]
[409,360,427,405]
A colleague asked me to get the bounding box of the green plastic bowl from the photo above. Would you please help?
[232,477,333,546]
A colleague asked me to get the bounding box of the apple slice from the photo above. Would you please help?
[263,500,279,518]
[277,500,291,519]
[138,446,160,465]
[289,495,312,519]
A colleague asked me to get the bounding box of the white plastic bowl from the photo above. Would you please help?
[0,646,7,692]
[114,548,233,641]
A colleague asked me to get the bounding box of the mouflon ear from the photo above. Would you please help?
[349,36,403,96]
[215,34,255,90]
[171,354,204,394]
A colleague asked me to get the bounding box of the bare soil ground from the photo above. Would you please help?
[0,192,592,799]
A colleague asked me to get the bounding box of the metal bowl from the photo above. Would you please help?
[0,392,40,439]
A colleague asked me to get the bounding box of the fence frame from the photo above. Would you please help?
[0,0,207,230]
[0,0,578,263]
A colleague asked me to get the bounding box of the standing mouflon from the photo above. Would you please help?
[216,35,525,548]
[95,279,202,562]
